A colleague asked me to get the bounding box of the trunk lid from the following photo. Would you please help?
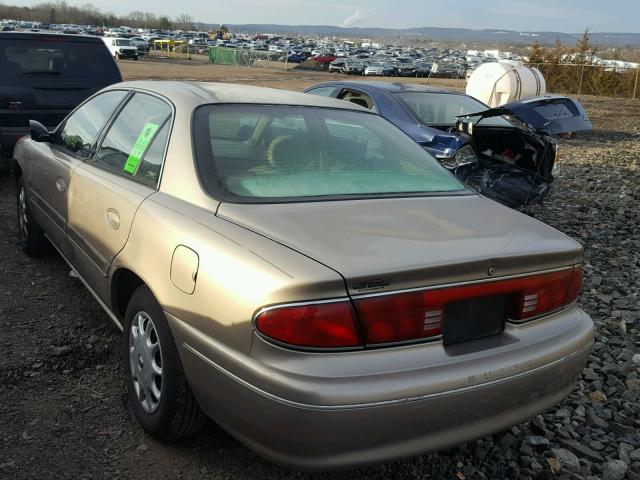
[217,196,582,296]
[469,95,593,136]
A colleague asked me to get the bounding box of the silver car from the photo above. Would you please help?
[13,81,593,470]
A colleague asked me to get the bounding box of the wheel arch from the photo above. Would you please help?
[111,267,148,321]
[12,160,22,186]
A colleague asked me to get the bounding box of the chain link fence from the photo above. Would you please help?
[529,63,640,99]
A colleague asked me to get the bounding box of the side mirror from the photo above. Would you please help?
[30,120,51,142]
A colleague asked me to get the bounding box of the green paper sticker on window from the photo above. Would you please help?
[124,122,160,174]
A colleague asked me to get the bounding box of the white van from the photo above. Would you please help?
[102,37,139,60]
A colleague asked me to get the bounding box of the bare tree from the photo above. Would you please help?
[175,13,193,31]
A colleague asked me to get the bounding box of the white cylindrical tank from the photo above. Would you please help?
[466,62,546,107]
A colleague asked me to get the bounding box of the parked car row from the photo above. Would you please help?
[2,18,477,76]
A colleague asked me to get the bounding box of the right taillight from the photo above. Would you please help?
[554,143,561,163]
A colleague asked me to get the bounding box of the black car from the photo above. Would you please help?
[343,61,367,75]
[328,58,347,73]
[0,32,122,171]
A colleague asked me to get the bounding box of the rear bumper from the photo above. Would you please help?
[171,307,593,470]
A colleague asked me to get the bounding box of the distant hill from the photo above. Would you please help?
[211,24,640,47]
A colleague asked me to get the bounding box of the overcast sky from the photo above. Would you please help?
[11,0,639,32]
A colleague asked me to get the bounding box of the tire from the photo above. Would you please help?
[16,177,51,257]
[123,285,206,440]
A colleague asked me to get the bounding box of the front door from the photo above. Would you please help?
[26,89,129,256]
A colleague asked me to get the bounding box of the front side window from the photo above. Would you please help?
[57,90,127,158]
[94,93,172,185]
[194,105,464,202]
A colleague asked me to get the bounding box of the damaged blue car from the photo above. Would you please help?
[304,81,592,208]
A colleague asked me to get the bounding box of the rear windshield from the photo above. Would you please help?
[0,37,119,78]
[193,105,464,202]
[396,92,513,127]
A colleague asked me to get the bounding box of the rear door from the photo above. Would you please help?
[25,89,128,256]
[67,91,172,296]
[0,33,122,146]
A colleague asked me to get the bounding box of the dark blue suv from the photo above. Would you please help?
[0,32,122,172]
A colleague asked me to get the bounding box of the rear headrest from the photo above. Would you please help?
[268,135,318,172]
[348,98,369,109]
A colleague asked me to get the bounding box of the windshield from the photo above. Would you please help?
[115,39,133,46]
[396,92,513,127]
[194,105,464,202]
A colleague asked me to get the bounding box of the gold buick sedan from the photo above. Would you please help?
[13,81,594,470]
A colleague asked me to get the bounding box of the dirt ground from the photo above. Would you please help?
[1,58,639,480]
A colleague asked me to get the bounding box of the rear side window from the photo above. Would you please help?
[338,89,376,111]
[0,37,120,78]
[396,92,511,127]
[57,90,127,158]
[306,87,336,97]
[94,93,172,185]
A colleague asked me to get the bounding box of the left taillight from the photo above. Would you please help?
[254,301,362,349]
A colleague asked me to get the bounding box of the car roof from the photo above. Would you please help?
[114,81,371,110]
[0,31,105,43]
[308,81,462,95]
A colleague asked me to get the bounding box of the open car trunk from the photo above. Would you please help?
[449,95,592,209]
[458,124,556,208]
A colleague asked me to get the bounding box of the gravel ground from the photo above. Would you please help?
[0,93,639,480]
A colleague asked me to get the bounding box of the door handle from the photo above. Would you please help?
[56,177,66,192]
[105,209,120,230]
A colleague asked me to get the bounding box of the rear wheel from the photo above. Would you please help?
[123,285,206,440]
[16,177,51,257]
